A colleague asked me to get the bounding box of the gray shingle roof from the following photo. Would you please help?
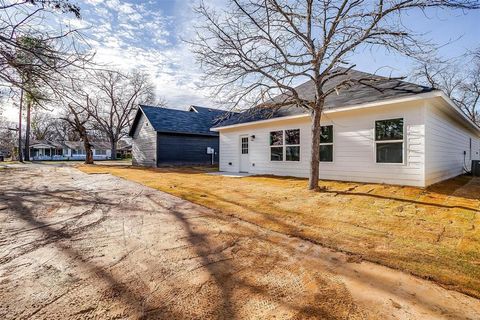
[214,68,435,127]
[129,105,230,137]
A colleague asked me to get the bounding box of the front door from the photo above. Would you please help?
[240,135,249,172]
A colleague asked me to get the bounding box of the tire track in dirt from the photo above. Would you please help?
[0,163,479,319]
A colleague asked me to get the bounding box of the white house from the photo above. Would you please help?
[30,140,112,160]
[211,69,480,187]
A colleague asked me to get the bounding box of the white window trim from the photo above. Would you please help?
[320,125,334,163]
[269,129,301,162]
[374,118,405,165]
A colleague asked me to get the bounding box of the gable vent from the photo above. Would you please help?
[188,106,199,113]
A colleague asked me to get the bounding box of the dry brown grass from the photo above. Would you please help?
[78,164,480,298]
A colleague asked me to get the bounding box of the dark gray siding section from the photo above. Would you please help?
[157,133,219,165]
[132,114,157,167]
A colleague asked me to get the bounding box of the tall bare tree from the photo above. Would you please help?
[30,110,56,140]
[412,53,480,124]
[1,0,92,161]
[58,83,93,164]
[51,117,80,141]
[0,115,16,157]
[0,0,90,98]
[61,104,93,164]
[191,0,480,190]
[85,70,155,159]
[13,36,51,160]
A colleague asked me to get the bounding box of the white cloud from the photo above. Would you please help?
[81,0,218,109]
[1,0,220,122]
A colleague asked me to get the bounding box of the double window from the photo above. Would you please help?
[375,118,404,163]
[320,125,333,162]
[270,129,300,161]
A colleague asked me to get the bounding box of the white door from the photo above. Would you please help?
[240,135,249,172]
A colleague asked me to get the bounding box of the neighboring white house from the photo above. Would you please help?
[211,69,480,187]
[30,140,112,160]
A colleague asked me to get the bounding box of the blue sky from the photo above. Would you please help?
[3,0,480,121]
[352,7,480,75]
[75,0,479,105]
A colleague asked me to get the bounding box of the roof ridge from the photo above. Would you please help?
[140,104,227,114]
[330,67,432,90]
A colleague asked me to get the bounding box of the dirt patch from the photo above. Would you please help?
[78,164,480,299]
[0,164,479,319]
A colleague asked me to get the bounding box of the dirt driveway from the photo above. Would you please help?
[0,164,479,319]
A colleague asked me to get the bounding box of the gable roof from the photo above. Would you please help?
[30,140,64,149]
[213,68,435,128]
[129,105,230,137]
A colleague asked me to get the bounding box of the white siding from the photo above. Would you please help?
[132,114,157,167]
[219,101,426,187]
[425,104,480,185]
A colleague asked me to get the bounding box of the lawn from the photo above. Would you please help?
[78,164,480,298]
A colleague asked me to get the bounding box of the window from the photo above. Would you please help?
[96,149,107,156]
[270,129,300,161]
[241,137,248,154]
[270,130,284,161]
[375,118,404,163]
[285,129,300,161]
[72,148,85,155]
[320,125,333,162]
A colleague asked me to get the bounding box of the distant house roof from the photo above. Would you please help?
[30,140,66,149]
[63,141,110,150]
[30,140,110,150]
[214,68,435,128]
[129,105,231,137]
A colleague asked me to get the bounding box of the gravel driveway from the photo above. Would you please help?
[0,163,479,319]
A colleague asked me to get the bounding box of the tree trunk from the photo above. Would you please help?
[110,139,117,160]
[308,107,322,190]
[17,89,23,162]
[24,100,32,161]
[83,137,94,164]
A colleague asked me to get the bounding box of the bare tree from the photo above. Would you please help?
[56,74,99,164]
[0,115,16,157]
[60,104,94,164]
[1,0,93,161]
[50,117,80,141]
[30,110,56,140]
[0,0,90,98]
[412,53,480,124]
[13,36,51,160]
[191,0,480,190]
[85,69,156,159]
